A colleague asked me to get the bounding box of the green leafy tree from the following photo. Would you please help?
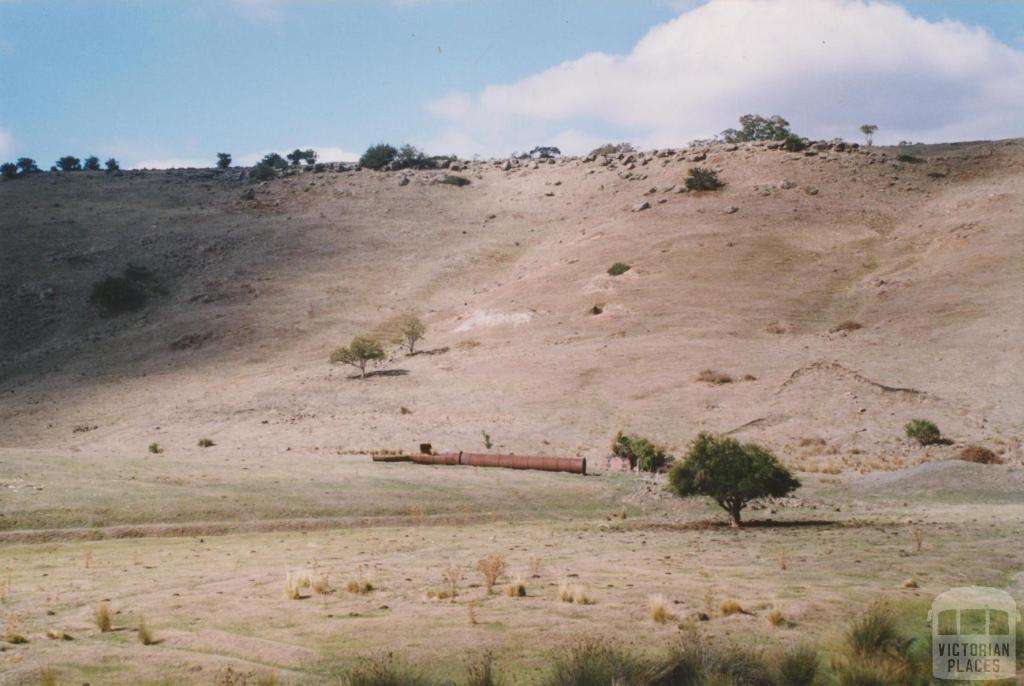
[860,124,878,146]
[1,162,17,179]
[104,158,120,172]
[360,143,398,170]
[16,158,39,174]
[216,153,232,169]
[612,432,673,472]
[720,114,792,143]
[668,433,800,527]
[395,315,426,354]
[904,419,941,446]
[260,152,289,170]
[56,156,82,171]
[685,166,723,191]
[286,148,317,166]
[329,336,386,378]
[83,155,101,171]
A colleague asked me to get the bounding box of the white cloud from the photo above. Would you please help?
[0,127,13,158]
[427,0,1024,157]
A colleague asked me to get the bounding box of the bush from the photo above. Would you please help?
[198,438,215,448]
[0,162,16,179]
[897,154,923,164]
[250,163,278,181]
[782,134,806,152]
[346,655,437,686]
[16,157,39,174]
[83,155,101,171]
[720,114,793,143]
[286,148,317,166]
[685,167,723,191]
[360,143,398,170]
[530,146,561,159]
[543,640,646,686]
[668,433,800,527]
[957,445,1001,465]
[441,174,470,187]
[90,276,148,314]
[216,152,232,169]
[56,156,82,171]
[775,644,819,686]
[148,442,162,454]
[607,262,631,276]
[589,142,635,157]
[904,419,941,446]
[104,158,120,172]
[612,432,673,472]
[330,336,386,378]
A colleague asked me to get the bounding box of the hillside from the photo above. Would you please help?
[1,139,1022,468]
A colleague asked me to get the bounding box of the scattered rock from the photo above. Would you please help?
[804,186,819,196]
[632,201,651,212]
[723,206,739,214]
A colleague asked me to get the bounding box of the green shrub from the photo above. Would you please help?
[668,433,800,527]
[330,336,386,378]
[720,114,793,143]
[260,152,289,170]
[198,438,215,448]
[904,419,941,446]
[543,639,647,686]
[782,134,806,152]
[685,167,723,191]
[148,442,162,454]
[216,153,232,169]
[287,148,317,166]
[90,276,147,314]
[607,262,631,276]
[0,162,16,179]
[612,432,673,472]
[360,143,398,171]
[83,156,101,171]
[441,174,470,187]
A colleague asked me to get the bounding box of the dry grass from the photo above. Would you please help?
[528,557,542,578]
[475,554,507,594]
[345,566,374,594]
[558,578,593,605]
[767,607,787,627]
[765,322,787,334]
[957,445,1002,465]
[137,615,154,645]
[39,669,58,686]
[720,599,744,616]
[648,594,675,624]
[505,575,526,598]
[466,601,478,625]
[441,561,463,603]
[284,570,312,600]
[902,577,919,589]
[4,613,27,644]
[696,369,733,385]
[777,547,789,571]
[93,602,112,632]
[831,320,863,333]
[910,527,925,554]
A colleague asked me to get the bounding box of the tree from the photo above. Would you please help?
[530,146,561,159]
[396,144,429,169]
[397,315,426,355]
[286,148,316,166]
[612,432,672,472]
[1,162,17,179]
[216,153,232,169]
[83,155,101,171]
[860,124,878,146]
[360,143,397,170]
[16,158,39,174]
[329,336,385,378]
[56,156,82,171]
[720,114,792,143]
[260,152,289,170]
[668,433,800,527]
[105,158,120,172]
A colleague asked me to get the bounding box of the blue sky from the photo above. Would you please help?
[1,0,1022,167]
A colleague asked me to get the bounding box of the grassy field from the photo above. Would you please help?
[2,452,1023,684]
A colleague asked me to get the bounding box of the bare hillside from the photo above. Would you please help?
[1,139,1021,467]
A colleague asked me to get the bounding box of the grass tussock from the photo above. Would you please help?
[93,602,113,632]
[148,442,162,454]
[137,615,154,645]
[696,369,733,385]
[767,607,787,627]
[475,554,507,594]
[346,567,374,594]
[4,613,27,644]
[505,575,526,598]
[346,654,436,686]
[543,639,647,686]
[558,578,593,605]
[774,644,819,686]
[648,594,676,624]
[284,570,313,600]
[719,599,744,616]
[198,437,215,448]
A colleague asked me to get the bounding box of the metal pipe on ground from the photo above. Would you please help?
[460,453,586,475]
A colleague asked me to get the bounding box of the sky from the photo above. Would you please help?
[0,0,1022,168]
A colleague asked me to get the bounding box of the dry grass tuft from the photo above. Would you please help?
[559,578,593,605]
[441,561,463,603]
[767,607,787,627]
[137,615,154,645]
[648,594,675,624]
[697,369,733,385]
[777,547,789,571]
[910,527,925,554]
[40,669,58,686]
[93,602,113,632]
[765,322,787,334]
[345,566,374,594]
[505,575,526,598]
[4,613,27,643]
[902,577,919,589]
[720,599,744,616]
[831,320,862,333]
[475,554,507,594]
[45,628,71,641]
[284,570,312,600]
[957,446,1002,465]
[198,437,215,448]
[467,601,478,625]
[528,557,543,578]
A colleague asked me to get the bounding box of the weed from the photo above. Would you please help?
[720,599,744,616]
[148,442,162,454]
[137,615,154,645]
[607,262,631,276]
[198,438,215,448]
[475,555,507,594]
[696,369,733,384]
[481,430,493,450]
[904,419,942,446]
[505,575,526,598]
[94,602,112,632]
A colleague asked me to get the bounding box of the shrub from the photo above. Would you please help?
[611,432,673,472]
[767,607,786,626]
[286,148,317,166]
[607,262,631,276]
[897,154,923,164]
[685,166,723,191]
[845,605,906,659]
[904,419,941,446]
[56,156,82,171]
[94,602,113,632]
[198,438,215,448]
[649,594,673,624]
[90,276,147,314]
[329,336,386,378]
[775,644,819,686]
[104,158,120,172]
[83,155,101,171]
[216,153,232,169]
[16,157,39,174]
[529,146,561,159]
[558,578,592,605]
[396,144,431,169]
[250,163,277,181]
[782,134,806,152]
[148,442,162,454]
[137,615,153,645]
[505,575,526,598]
[589,142,635,157]
[475,554,507,593]
[360,143,398,170]
[0,162,16,179]
[957,446,1001,464]
[346,655,436,686]
[696,369,733,385]
[668,433,801,527]
[720,599,743,616]
[543,639,646,686]
[260,152,289,170]
[441,174,470,187]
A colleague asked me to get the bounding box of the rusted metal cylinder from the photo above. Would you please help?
[410,452,461,465]
[371,454,412,463]
[460,453,586,475]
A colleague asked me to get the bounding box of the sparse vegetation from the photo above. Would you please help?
[607,262,631,276]
[558,578,592,605]
[685,166,723,191]
[696,369,733,385]
[475,554,507,593]
[904,419,941,446]
[137,615,153,645]
[611,432,673,472]
[198,437,215,448]
[505,575,526,598]
[397,315,426,354]
[860,124,878,146]
[669,433,801,527]
[93,602,112,632]
[648,594,674,624]
[957,445,1001,464]
[284,570,312,600]
[148,442,162,454]
[330,336,386,378]
[441,174,471,186]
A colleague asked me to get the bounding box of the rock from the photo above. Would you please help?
[660,184,676,193]
[690,152,707,162]
[501,160,511,171]
[632,201,651,212]
[597,155,611,167]
[780,179,797,190]
[723,144,738,152]
[397,175,410,187]
[804,186,819,195]
[723,206,739,214]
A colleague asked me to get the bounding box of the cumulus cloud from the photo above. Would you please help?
[427,0,1024,156]
[0,127,12,158]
